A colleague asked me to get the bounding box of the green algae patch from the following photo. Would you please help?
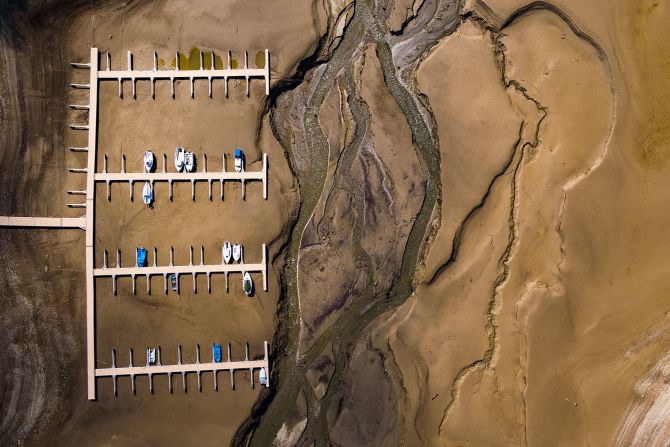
[170,47,225,70]
[170,52,189,69]
[202,51,224,69]
[255,50,266,69]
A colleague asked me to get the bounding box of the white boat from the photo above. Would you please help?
[222,241,232,264]
[142,181,153,206]
[243,271,253,296]
[175,147,185,172]
[232,244,242,263]
[259,367,267,385]
[234,148,244,172]
[144,150,154,172]
[184,152,195,172]
[147,347,157,366]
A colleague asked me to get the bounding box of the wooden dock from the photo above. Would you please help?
[96,244,268,294]
[0,46,274,401]
[98,341,270,394]
[99,49,270,97]
[96,152,268,200]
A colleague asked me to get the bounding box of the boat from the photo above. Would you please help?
[222,241,232,264]
[232,243,242,263]
[213,343,222,363]
[184,151,195,172]
[175,147,185,172]
[243,271,253,296]
[170,274,178,291]
[136,247,148,267]
[234,148,245,172]
[147,347,157,366]
[259,367,267,386]
[142,181,153,206]
[144,150,154,172]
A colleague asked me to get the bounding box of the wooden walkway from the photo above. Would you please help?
[98,341,270,394]
[96,153,268,200]
[97,49,270,97]
[0,216,86,229]
[0,47,273,400]
[96,244,267,294]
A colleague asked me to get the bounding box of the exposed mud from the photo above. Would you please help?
[3,0,670,445]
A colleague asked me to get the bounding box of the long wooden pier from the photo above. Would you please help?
[98,49,270,98]
[98,341,270,395]
[96,152,268,200]
[0,216,86,229]
[96,244,267,294]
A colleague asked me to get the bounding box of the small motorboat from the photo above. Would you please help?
[175,147,185,172]
[213,343,222,363]
[222,241,232,264]
[170,273,178,292]
[144,150,154,172]
[136,247,148,267]
[184,151,195,172]
[259,367,267,386]
[243,271,253,296]
[234,148,245,172]
[147,347,157,366]
[232,243,242,263]
[142,181,153,207]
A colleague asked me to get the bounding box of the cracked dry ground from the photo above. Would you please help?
[3,0,670,446]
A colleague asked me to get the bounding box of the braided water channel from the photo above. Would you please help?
[238,1,461,444]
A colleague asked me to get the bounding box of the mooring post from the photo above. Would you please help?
[265,49,270,96]
[262,243,268,291]
[196,344,202,392]
[129,348,136,395]
[263,153,268,200]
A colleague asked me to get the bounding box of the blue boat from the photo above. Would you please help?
[213,343,222,363]
[234,148,245,172]
[136,247,148,267]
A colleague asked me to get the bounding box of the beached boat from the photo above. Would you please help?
[144,150,154,172]
[243,271,253,296]
[213,343,222,363]
[234,148,244,172]
[259,367,267,385]
[136,247,148,267]
[232,243,242,263]
[147,347,157,366]
[184,151,195,172]
[175,147,185,172]
[222,241,232,264]
[142,181,153,206]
